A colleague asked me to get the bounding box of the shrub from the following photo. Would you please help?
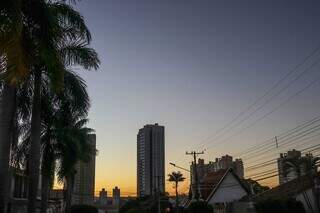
[119,200,145,213]
[71,204,98,213]
[185,201,213,213]
[254,198,305,213]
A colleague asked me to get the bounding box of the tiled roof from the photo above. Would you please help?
[200,169,228,200]
[252,173,319,201]
[184,168,249,207]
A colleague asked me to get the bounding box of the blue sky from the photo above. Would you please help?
[72,0,320,195]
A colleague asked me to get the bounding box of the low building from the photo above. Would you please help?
[204,169,249,206]
[8,167,63,213]
[253,172,320,213]
[187,168,250,212]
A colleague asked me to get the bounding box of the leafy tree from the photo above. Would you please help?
[168,171,186,208]
[71,204,98,213]
[254,198,305,213]
[119,200,146,213]
[245,179,270,194]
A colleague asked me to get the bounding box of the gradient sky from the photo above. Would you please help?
[69,0,320,196]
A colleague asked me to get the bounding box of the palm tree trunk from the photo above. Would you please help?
[175,182,179,209]
[27,71,42,213]
[65,175,74,213]
[40,172,49,213]
[0,84,16,213]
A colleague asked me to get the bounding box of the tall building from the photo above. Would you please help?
[112,186,121,206]
[277,149,316,185]
[72,134,96,205]
[137,123,165,197]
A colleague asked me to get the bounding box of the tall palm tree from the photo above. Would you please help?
[39,70,91,213]
[54,103,95,213]
[14,70,93,213]
[22,2,99,212]
[168,171,185,209]
[0,1,32,211]
[1,1,99,212]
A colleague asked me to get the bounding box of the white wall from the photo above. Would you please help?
[207,173,248,205]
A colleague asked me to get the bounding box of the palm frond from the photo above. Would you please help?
[48,2,91,43]
[59,41,100,70]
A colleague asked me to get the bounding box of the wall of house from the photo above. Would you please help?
[207,173,248,205]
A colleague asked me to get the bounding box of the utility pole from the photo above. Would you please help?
[186,150,204,201]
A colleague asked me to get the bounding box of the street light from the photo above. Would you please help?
[169,162,190,172]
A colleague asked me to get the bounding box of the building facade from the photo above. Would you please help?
[277,149,316,185]
[72,134,96,205]
[137,123,165,197]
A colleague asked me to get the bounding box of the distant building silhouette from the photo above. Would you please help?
[72,134,96,205]
[191,155,244,188]
[214,155,244,178]
[99,188,108,206]
[137,123,165,197]
[112,186,120,206]
[277,149,316,184]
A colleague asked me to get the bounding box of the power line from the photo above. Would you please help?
[245,146,320,174]
[203,57,320,150]
[254,174,279,182]
[179,45,320,160]
[235,116,320,157]
[242,134,320,164]
[242,124,320,161]
[206,75,320,150]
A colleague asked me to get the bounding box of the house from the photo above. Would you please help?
[204,169,249,211]
[252,172,320,213]
[186,168,250,212]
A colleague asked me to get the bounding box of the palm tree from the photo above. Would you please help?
[21,2,99,212]
[1,1,99,212]
[168,171,185,209]
[0,1,31,211]
[54,103,95,213]
[39,70,91,213]
[14,70,94,213]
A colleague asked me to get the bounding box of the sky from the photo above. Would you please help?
[70,0,320,196]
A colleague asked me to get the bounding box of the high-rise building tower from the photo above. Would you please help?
[137,123,165,197]
[72,134,96,205]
